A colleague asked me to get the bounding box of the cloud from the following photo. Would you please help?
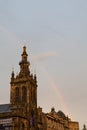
[31,51,58,62]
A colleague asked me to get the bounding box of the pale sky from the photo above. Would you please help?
[0,0,87,129]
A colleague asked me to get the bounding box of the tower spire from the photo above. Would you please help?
[22,46,28,57]
[19,46,30,77]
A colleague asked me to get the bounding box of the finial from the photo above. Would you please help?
[83,124,86,129]
[23,46,26,51]
[11,67,15,79]
[21,46,28,56]
[34,74,37,81]
[51,107,55,112]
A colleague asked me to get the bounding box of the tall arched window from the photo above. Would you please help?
[15,87,19,102]
[22,86,27,102]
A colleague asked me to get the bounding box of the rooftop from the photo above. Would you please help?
[0,104,11,113]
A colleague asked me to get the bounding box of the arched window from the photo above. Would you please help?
[15,87,19,102]
[22,86,27,102]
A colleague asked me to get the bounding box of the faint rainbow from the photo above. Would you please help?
[41,65,70,115]
[31,57,71,116]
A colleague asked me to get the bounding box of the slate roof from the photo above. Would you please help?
[0,104,12,113]
[57,110,66,119]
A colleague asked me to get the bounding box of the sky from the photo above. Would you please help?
[0,0,87,129]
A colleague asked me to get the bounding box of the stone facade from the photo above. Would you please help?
[37,107,79,130]
[0,46,79,130]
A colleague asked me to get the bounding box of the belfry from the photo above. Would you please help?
[10,46,38,130]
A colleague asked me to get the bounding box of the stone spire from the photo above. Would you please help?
[19,46,30,77]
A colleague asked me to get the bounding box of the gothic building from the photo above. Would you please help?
[0,46,79,130]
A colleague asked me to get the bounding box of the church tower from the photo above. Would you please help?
[10,46,38,130]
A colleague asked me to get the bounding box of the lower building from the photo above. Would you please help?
[37,107,79,130]
[0,46,79,130]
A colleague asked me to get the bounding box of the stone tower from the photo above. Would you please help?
[10,46,38,130]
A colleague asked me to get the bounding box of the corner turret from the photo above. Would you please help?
[10,68,15,84]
